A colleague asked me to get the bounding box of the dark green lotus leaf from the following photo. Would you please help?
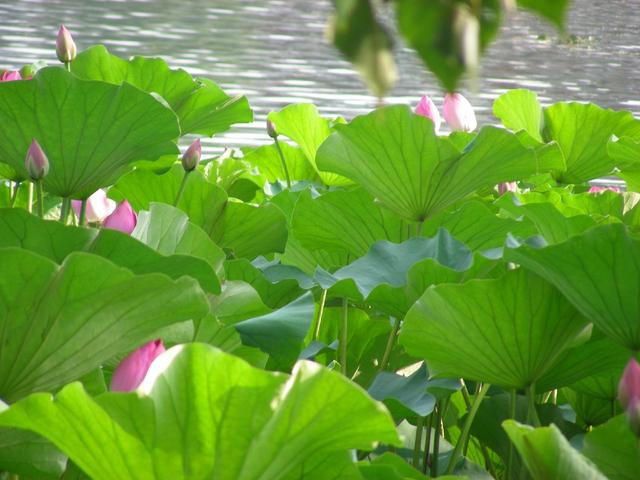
[268,103,349,186]
[572,371,622,401]
[505,224,640,349]
[235,292,315,369]
[113,165,287,258]
[583,415,640,479]
[317,105,561,221]
[71,45,252,136]
[0,427,66,479]
[0,344,400,479]
[503,421,606,479]
[359,452,428,480]
[0,248,208,402]
[562,389,612,428]
[400,268,589,389]
[517,0,570,29]
[0,208,220,294]
[0,67,179,196]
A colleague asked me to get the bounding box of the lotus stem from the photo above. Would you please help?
[9,182,20,208]
[27,182,33,213]
[35,181,44,218]
[340,297,348,375]
[431,402,441,477]
[446,383,491,475]
[312,289,328,340]
[526,384,541,427]
[412,416,425,468]
[174,171,190,207]
[273,137,291,188]
[506,388,517,479]
[78,199,87,225]
[59,197,70,223]
[422,413,433,474]
[378,317,401,372]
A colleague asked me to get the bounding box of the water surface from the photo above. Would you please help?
[1,0,639,153]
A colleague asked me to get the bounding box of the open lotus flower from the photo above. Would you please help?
[498,182,518,195]
[0,70,21,82]
[111,339,165,392]
[415,95,442,133]
[619,358,640,436]
[56,25,77,63]
[589,185,621,194]
[443,92,477,132]
[103,200,137,234]
[72,189,116,223]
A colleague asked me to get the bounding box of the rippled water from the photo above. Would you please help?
[1,0,639,153]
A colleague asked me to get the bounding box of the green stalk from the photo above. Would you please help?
[59,197,70,223]
[35,181,44,218]
[340,297,348,375]
[174,171,190,206]
[273,138,291,188]
[506,389,517,479]
[378,317,401,372]
[446,383,491,475]
[312,289,328,340]
[422,413,433,474]
[431,403,441,477]
[78,199,87,226]
[27,182,33,214]
[526,384,541,427]
[412,417,425,469]
[9,181,21,207]
[65,61,71,72]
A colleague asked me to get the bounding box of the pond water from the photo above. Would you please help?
[1,0,640,153]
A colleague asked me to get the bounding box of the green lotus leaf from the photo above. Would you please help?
[0,67,179,196]
[583,415,640,479]
[505,224,640,349]
[0,248,208,402]
[316,105,561,221]
[71,45,252,136]
[400,268,589,389]
[0,344,400,479]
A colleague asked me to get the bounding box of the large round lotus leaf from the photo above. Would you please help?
[0,67,179,197]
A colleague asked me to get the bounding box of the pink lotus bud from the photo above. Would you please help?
[627,398,640,437]
[0,70,22,82]
[181,138,201,172]
[414,95,442,133]
[443,93,477,132]
[24,139,49,180]
[589,186,621,194]
[103,200,137,234]
[110,339,165,392]
[619,358,640,410]
[71,189,116,223]
[56,25,77,63]
[498,182,518,195]
[266,119,278,139]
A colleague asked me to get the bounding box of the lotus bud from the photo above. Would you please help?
[619,358,640,436]
[0,70,22,82]
[443,92,477,132]
[19,65,34,80]
[110,339,165,392]
[589,185,621,194]
[498,182,518,195]
[266,118,278,139]
[71,189,116,223]
[56,25,77,63]
[103,200,137,234]
[415,95,442,133]
[25,139,49,180]
[181,138,201,172]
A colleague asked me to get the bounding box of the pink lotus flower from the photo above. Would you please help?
[111,339,165,392]
[443,93,477,132]
[589,186,621,194]
[56,25,77,63]
[619,358,640,436]
[0,70,22,82]
[72,189,116,223]
[498,182,517,195]
[24,139,49,180]
[181,138,201,172]
[103,200,137,234]
[415,95,442,133]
